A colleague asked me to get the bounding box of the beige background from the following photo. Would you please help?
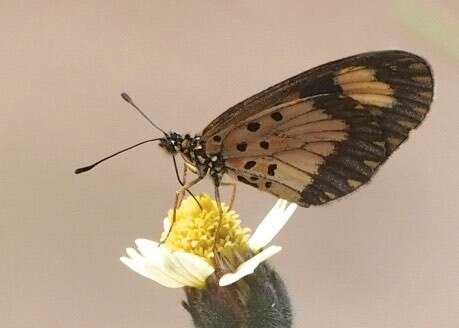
[1,1,458,327]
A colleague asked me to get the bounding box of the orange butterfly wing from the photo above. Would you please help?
[202,51,433,206]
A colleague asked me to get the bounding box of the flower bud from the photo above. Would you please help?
[182,262,292,328]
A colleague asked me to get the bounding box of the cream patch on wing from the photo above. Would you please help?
[334,66,395,108]
[339,81,394,95]
[335,67,377,84]
[346,94,396,108]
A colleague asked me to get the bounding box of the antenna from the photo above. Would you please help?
[75,138,162,174]
[121,93,167,136]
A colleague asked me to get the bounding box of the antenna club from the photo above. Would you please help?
[75,166,93,174]
[121,92,132,103]
[119,92,168,135]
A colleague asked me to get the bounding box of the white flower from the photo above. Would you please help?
[120,195,297,289]
[121,239,214,288]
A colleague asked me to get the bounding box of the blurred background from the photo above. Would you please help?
[1,1,458,327]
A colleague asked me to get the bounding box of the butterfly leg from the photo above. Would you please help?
[219,179,237,210]
[177,162,189,207]
[178,163,203,209]
[212,183,224,251]
[172,156,202,209]
[161,175,205,244]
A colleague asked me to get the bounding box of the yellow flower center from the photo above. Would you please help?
[163,194,250,264]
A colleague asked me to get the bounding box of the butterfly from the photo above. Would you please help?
[76,50,433,209]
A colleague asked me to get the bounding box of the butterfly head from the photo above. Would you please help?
[158,132,218,177]
[160,132,200,156]
[159,132,184,154]
[158,132,202,159]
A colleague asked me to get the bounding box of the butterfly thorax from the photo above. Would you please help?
[159,132,226,183]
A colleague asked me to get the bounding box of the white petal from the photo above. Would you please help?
[248,199,297,251]
[168,254,205,287]
[157,247,204,287]
[219,245,282,287]
[120,256,184,288]
[141,261,185,288]
[132,239,199,286]
[126,247,143,261]
[167,252,213,288]
[135,239,160,259]
[120,256,150,278]
[173,251,215,284]
[122,243,195,288]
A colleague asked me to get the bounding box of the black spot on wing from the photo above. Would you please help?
[260,141,269,149]
[268,164,277,176]
[236,142,247,152]
[247,122,261,132]
[237,175,259,188]
[270,112,283,121]
[244,161,256,169]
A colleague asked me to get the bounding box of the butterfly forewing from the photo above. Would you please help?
[202,50,433,207]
